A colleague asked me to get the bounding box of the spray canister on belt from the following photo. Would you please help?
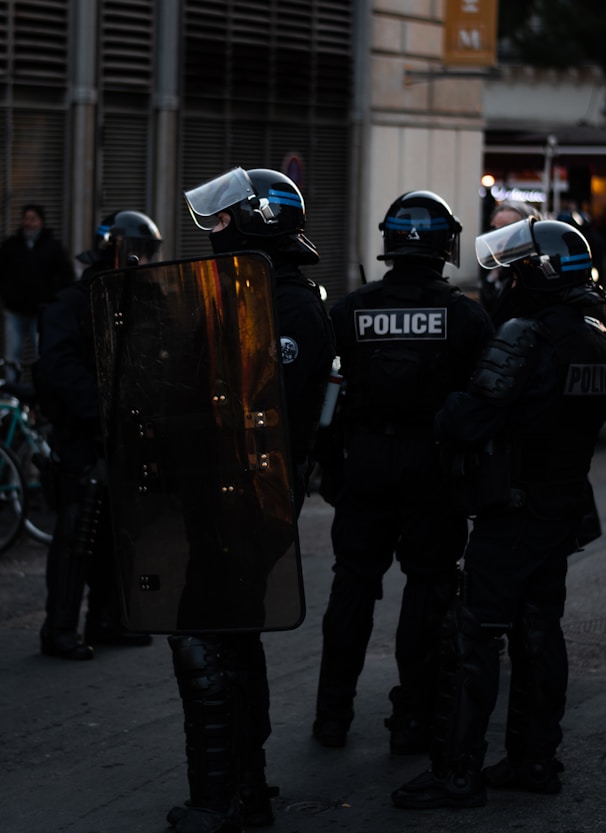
[319,356,343,428]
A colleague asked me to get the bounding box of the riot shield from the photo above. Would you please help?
[90,253,305,634]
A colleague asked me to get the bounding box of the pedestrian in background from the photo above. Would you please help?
[312,191,494,753]
[479,200,543,314]
[0,204,74,380]
[392,217,606,810]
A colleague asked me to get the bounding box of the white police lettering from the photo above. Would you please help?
[281,336,299,364]
[565,364,606,395]
[354,308,447,341]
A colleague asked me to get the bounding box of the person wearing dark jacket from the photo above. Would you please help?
[0,203,74,378]
[392,218,606,810]
[312,191,494,754]
[35,210,164,660]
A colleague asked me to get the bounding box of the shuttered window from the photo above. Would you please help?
[0,1,70,240]
[98,112,149,219]
[180,0,353,303]
[0,1,8,78]
[97,0,154,226]
[9,109,67,232]
[100,0,154,91]
[11,0,69,85]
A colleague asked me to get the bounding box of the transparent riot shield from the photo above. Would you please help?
[90,253,304,633]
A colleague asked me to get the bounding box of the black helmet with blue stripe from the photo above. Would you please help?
[76,210,163,268]
[476,217,593,293]
[185,166,319,264]
[378,190,462,265]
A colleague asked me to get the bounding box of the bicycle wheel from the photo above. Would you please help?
[12,433,55,545]
[0,441,27,554]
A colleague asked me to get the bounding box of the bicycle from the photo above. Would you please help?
[0,358,56,551]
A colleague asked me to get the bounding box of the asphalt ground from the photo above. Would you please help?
[2,441,606,833]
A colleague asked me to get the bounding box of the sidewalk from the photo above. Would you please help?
[1,461,606,832]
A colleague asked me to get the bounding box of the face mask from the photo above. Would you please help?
[209,223,245,256]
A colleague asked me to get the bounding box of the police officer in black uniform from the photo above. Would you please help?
[166,168,335,833]
[36,211,163,659]
[312,191,494,751]
[392,218,606,810]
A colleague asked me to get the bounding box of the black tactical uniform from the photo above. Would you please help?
[393,218,606,810]
[167,168,334,833]
[312,191,494,752]
[35,211,164,660]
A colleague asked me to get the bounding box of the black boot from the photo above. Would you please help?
[392,767,486,809]
[168,635,243,833]
[483,756,563,794]
[240,768,278,827]
[40,622,94,660]
[166,802,242,833]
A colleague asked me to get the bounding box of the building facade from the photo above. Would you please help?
[0,0,495,306]
[4,2,603,303]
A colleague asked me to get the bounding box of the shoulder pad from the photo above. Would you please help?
[468,317,542,403]
[584,315,606,334]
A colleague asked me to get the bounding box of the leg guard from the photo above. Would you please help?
[168,634,243,824]
[483,602,566,795]
[431,600,501,776]
[504,602,567,762]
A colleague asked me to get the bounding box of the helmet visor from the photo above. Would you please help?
[184,167,255,230]
[475,218,536,269]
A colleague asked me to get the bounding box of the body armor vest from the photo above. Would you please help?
[341,280,463,429]
[515,305,606,489]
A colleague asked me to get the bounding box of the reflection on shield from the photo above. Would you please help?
[91,253,304,633]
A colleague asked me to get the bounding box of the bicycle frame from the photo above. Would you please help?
[0,395,51,464]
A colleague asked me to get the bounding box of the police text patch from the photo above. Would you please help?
[354,308,447,341]
[565,364,606,395]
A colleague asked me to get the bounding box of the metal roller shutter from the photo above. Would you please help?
[0,0,70,238]
[10,109,68,240]
[180,0,352,304]
[98,112,150,220]
[96,0,154,228]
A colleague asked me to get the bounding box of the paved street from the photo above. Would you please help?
[2,441,606,833]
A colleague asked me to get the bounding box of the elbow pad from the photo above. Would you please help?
[468,317,543,404]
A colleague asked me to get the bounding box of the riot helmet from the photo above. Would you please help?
[76,210,163,268]
[378,190,462,265]
[184,167,319,264]
[476,217,593,293]
[556,210,591,232]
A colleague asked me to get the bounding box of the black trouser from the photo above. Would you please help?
[431,506,573,774]
[42,432,118,648]
[316,432,467,724]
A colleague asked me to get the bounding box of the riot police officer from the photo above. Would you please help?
[312,191,494,751]
[166,167,334,833]
[36,211,163,659]
[392,218,606,810]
